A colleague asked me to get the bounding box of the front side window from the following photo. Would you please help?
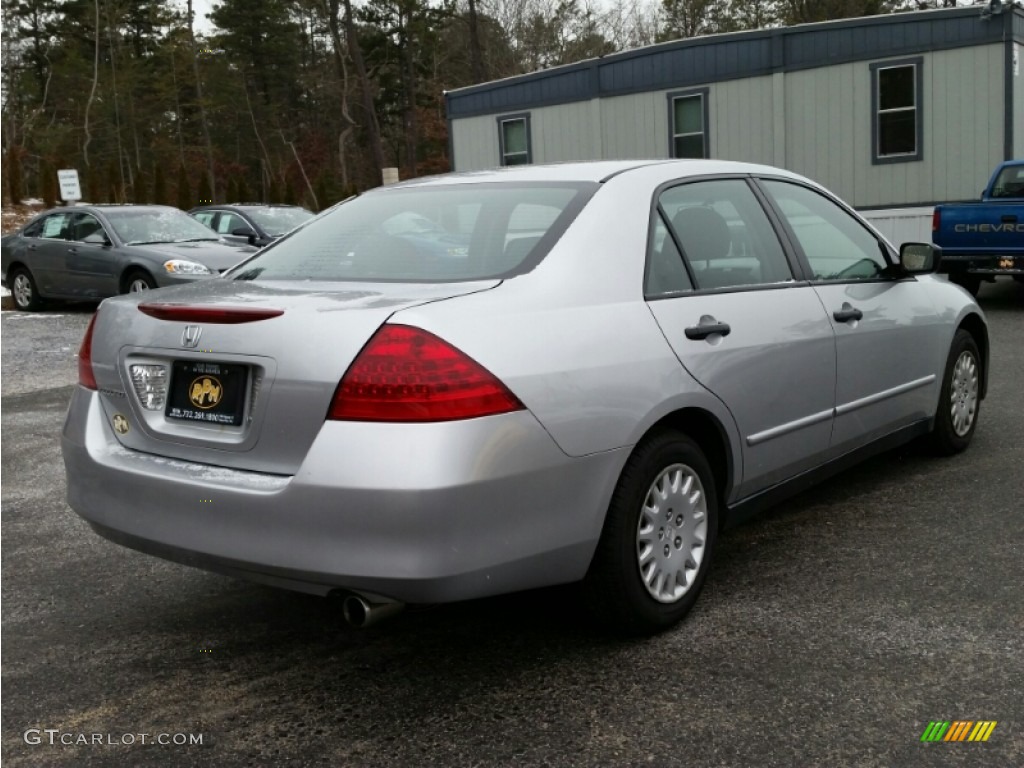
[658,179,792,290]
[192,211,216,228]
[761,180,889,281]
[215,212,246,235]
[871,58,922,163]
[229,182,597,283]
[70,213,108,243]
[498,115,531,166]
[668,90,708,159]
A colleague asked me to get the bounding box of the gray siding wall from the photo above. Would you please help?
[785,44,1004,206]
[452,43,1007,207]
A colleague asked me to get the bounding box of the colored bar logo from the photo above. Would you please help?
[920,721,997,742]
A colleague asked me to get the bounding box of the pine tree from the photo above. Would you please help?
[41,162,58,207]
[176,166,192,210]
[6,147,25,205]
[152,164,168,206]
[196,172,213,206]
[106,162,119,203]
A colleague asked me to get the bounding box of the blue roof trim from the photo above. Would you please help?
[446,6,1022,119]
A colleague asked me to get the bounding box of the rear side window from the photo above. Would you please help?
[39,213,71,239]
[657,179,793,290]
[230,183,597,282]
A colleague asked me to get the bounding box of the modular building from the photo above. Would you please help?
[446,3,1024,232]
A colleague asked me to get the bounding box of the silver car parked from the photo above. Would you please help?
[62,161,987,633]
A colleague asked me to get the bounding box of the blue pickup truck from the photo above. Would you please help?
[933,160,1024,295]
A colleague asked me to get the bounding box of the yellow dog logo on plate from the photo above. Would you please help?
[189,376,223,409]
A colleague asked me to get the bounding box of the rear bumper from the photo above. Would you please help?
[938,253,1024,276]
[62,386,625,603]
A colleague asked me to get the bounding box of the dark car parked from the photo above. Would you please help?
[0,205,253,311]
[189,204,315,248]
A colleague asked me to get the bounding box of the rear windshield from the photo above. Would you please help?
[990,165,1024,198]
[229,182,597,282]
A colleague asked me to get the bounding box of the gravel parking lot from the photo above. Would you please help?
[2,282,1022,767]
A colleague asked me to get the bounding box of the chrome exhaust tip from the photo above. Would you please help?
[341,593,404,628]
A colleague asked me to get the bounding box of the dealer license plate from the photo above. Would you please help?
[165,360,247,426]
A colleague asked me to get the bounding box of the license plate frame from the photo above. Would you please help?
[165,360,247,426]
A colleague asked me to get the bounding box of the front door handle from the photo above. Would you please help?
[685,316,731,340]
[833,304,863,323]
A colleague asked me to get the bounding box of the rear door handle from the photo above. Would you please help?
[1002,214,1018,223]
[685,317,731,340]
[833,304,863,323]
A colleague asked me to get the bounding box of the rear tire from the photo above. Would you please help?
[949,273,980,297]
[123,270,156,294]
[583,431,718,635]
[928,329,981,456]
[9,267,42,311]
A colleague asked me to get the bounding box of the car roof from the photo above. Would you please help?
[189,204,309,211]
[387,159,806,188]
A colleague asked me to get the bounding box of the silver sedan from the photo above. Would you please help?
[61,161,987,633]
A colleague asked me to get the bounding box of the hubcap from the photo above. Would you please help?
[950,350,979,437]
[636,463,708,604]
[13,274,32,307]
[129,279,150,293]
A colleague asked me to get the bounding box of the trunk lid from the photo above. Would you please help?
[89,278,499,474]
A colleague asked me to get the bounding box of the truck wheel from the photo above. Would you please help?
[928,329,981,456]
[583,431,718,635]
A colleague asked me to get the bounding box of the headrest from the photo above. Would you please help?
[671,206,731,261]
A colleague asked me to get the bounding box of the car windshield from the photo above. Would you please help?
[990,165,1024,198]
[243,207,315,236]
[229,182,597,283]
[104,208,223,244]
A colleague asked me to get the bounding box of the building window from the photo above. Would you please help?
[498,113,531,166]
[871,58,923,164]
[667,89,709,159]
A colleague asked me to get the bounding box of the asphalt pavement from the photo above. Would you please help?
[2,283,1022,767]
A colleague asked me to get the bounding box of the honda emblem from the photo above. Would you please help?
[181,325,203,348]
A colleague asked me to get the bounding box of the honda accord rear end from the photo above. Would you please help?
[61,166,665,605]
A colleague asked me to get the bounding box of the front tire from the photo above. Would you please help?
[584,431,718,634]
[9,267,42,311]
[928,329,981,455]
[123,270,156,294]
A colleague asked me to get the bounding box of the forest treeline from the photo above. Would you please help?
[1,0,969,209]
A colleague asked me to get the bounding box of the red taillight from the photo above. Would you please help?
[329,324,524,422]
[78,312,98,390]
[137,304,284,323]
[932,209,940,232]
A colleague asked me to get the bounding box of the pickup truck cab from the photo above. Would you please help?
[933,160,1024,295]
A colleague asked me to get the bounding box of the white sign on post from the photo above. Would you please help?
[57,169,82,202]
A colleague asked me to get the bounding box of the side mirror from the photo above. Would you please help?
[900,242,940,274]
[83,232,110,246]
[231,226,256,238]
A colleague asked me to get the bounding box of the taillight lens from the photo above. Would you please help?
[329,324,524,422]
[78,313,99,390]
[932,209,940,232]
